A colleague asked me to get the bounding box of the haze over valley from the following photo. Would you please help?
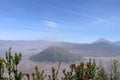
[1,38,120,61]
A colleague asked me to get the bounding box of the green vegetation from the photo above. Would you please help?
[1,49,120,80]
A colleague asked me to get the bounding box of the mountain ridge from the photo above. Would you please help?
[30,46,82,63]
[0,38,120,57]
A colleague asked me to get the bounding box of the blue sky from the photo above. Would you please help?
[0,0,120,43]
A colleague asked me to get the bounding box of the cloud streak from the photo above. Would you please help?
[42,20,57,28]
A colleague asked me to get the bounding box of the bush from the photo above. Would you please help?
[0,48,120,80]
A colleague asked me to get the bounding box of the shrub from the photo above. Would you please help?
[95,63,108,80]
[31,66,46,80]
[110,59,120,80]
[0,48,120,80]
[0,57,4,79]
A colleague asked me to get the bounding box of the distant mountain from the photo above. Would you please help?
[113,41,120,46]
[93,38,120,46]
[1,39,120,58]
[93,38,111,44]
[0,40,53,53]
[30,46,82,63]
[61,41,120,57]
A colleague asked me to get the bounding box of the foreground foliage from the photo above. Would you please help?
[0,49,120,80]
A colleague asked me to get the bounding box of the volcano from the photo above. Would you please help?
[30,46,82,62]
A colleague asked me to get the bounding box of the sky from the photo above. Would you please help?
[0,0,120,43]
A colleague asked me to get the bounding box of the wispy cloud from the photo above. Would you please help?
[75,19,110,30]
[47,4,100,20]
[42,20,57,28]
[89,19,108,26]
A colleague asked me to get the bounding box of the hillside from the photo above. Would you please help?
[62,42,120,57]
[30,46,82,63]
[1,39,120,57]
